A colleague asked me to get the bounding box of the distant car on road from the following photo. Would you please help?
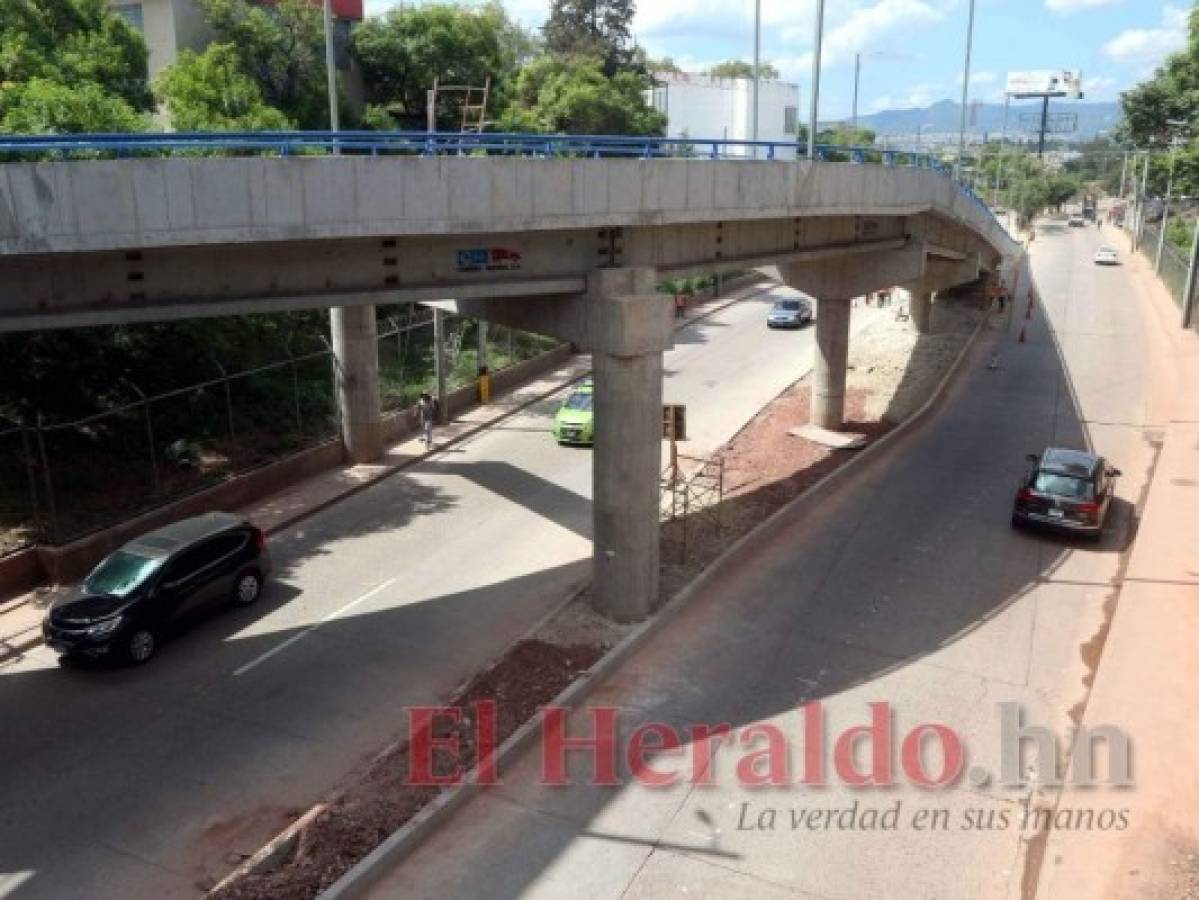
[766,298,813,329]
[43,512,271,664]
[1068,215,1085,227]
[1094,246,1119,265]
[1011,448,1119,541]
[553,379,594,446]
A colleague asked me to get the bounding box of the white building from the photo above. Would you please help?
[648,73,802,159]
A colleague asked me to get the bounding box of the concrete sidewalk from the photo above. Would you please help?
[0,278,772,665]
[1033,227,1199,899]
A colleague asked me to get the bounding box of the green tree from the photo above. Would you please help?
[497,54,665,135]
[155,44,292,131]
[708,59,780,80]
[646,56,681,75]
[0,0,151,133]
[196,0,331,128]
[543,0,638,75]
[352,1,533,130]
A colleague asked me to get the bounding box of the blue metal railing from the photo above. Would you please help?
[0,129,1001,228]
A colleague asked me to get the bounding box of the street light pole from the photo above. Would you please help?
[322,0,339,134]
[752,0,761,153]
[807,0,825,160]
[852,52,860,131]
[956,0,976,178]
[1156,146,1177,272]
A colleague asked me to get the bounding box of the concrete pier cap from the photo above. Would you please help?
[776,243,927,431]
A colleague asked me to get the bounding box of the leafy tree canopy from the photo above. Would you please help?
[707,59,780,80]
[155,44,293,131]
[196,0,331,128]
[352,1,534,130]
[498,54,665,136]
[543,0,638,75]
[0,0,151,133]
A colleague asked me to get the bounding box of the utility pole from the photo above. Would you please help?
[322,0,339,134]
[1118,151,1128,199]
[852,52,861,131]
[1156,147,1177,272]
[752,0,761,155]
[956,0,976,177]
[807,0,825,160]
[1133,151,1151,252]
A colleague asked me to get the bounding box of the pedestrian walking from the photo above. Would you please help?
[418,391,436,449]
[674,293,686,319]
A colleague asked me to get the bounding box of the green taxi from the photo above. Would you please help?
[553,379,594,445]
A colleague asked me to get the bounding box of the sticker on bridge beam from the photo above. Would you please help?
[456,248,523,272]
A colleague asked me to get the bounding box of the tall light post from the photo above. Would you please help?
[956,0,977,178]
[807,0,826,160]
[852,52,861,131]
[752,0,761,150]
[322,0,339,134]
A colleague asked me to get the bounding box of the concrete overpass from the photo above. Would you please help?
[0,135,1020,621]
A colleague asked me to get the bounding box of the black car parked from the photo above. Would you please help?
[1011,448,1120,541]
[43,512,271,664]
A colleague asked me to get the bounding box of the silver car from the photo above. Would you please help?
[766,298,813,329]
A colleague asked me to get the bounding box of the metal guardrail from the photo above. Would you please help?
[0,130,1001,227]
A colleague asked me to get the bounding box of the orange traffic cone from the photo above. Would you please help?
[1018,326,1026,343]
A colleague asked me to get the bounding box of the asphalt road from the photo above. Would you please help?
[366,219,1171,899]
[0,284,864,899]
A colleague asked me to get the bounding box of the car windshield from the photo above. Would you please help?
[84,550,163,597]
[774,300,801,311]
[563,392,593,412]
[1033,472,1094,500]
[1099,247,1116,254]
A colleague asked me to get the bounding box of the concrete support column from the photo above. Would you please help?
[812,297,852,431]
[593,350,664,622]
[330,305,384,463]
[909,288,933,334]
[432,308,448,424]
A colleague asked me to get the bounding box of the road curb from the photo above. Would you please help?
[316,300,998,900]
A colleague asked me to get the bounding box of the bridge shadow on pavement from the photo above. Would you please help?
[356,247,1145,899]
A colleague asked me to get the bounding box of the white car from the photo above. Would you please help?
[1094,247,1119,265]
[1068,215,1085,227]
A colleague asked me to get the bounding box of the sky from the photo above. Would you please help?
[363,0,1191,117]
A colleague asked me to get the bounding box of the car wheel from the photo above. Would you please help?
[1010,513,1022,529]
[125,629,156,665]
[233,568,263,607]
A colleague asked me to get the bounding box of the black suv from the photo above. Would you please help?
[43,512,271,664]
[1011,448,1120,540]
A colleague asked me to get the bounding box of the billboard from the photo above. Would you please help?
[1005,70,1083,98]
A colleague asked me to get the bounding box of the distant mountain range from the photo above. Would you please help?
[853,98,1122,142]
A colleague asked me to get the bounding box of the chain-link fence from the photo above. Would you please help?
[1,317,561,551]
[377,312,560,413]
[660,454,726,564]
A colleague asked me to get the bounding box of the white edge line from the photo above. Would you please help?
[232,577,398,677]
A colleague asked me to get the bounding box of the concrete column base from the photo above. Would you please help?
[330,305,384,464]
[592,350,664,623]
[812,297,851,431]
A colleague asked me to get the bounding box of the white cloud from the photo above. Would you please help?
[1082,74,1121,100]
[780,0,946,67]
[1046,0,1123,14]
[1102,4,1189,73]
